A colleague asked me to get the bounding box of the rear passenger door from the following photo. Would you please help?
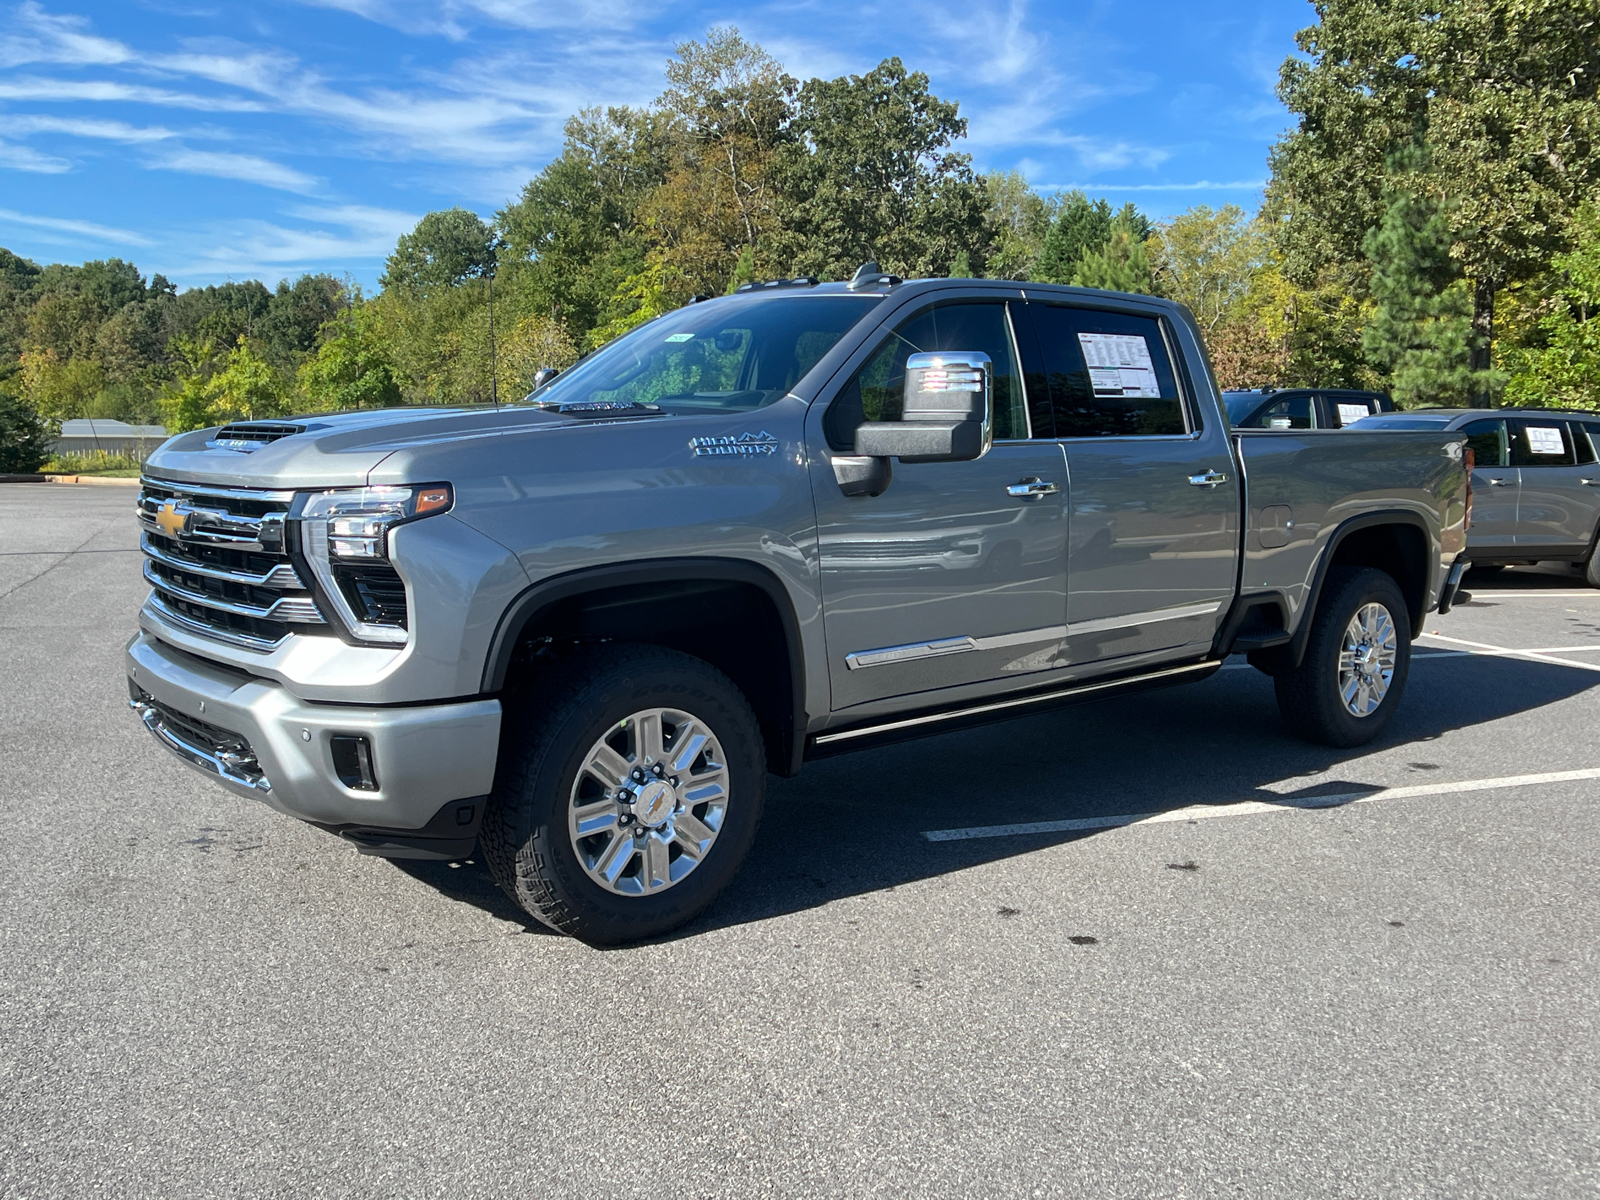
[1459,418,1519,552]
[1510,418,1600,554]
[1020,301,1239,666]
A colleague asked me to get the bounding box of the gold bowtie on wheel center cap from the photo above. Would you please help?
[631,779,677,827]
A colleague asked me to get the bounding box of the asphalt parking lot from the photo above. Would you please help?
[2,482,1596,1199]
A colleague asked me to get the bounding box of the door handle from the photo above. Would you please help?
[1007,477,1059,498]
[1487,477,1511,486]
[1188,470,1229,488]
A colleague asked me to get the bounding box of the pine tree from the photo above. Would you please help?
[1073,208,1153,294]
[1361,152,1499,405]
[1033,192,1111,284]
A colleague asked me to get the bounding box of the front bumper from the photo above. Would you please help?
[126,631,502,837]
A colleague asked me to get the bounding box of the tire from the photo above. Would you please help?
[480,643,765,945]
[1274,567,1411,748]
[1584,549,1600,589]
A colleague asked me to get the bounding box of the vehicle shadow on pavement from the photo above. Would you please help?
[389,638,1599,943]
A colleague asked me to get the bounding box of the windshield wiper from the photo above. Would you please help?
[528,399,666,419]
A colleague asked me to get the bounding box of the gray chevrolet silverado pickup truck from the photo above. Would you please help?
[127,272,1471,943]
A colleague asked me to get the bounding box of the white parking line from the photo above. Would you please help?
[1419,632,1600,673]
[1465,590,1600,599]
[922,767,1600,842]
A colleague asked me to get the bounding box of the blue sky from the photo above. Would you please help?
[0,0,1312,289]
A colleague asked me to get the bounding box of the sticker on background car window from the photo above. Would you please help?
[1077,332,1160,398]
[665,332,695,342]
[1337,403,1370,425]
[1525,426,1565,455]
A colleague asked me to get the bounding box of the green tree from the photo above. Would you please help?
[643,28,796,300]
[498,107,672,339]
[381,209,498,294]
[1268,0,1600,369]
[1033,192,1111,284]
[1073,206,1153,294]
[1503,203,1600,408]
[1361,164,1498,406]
[299,306,402,412]
[0,393,55,472]
[258,274,346,368]
[982,170,1056,280]
[162,336,288,431]
[770,57,988,280]
[1150,204,1265,334]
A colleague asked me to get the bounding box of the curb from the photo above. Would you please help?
[45,474,143,486]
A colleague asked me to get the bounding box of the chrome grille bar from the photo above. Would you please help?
[143,559,325,623]
[140,533,303,589]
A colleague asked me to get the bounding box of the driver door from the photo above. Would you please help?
[807,297,1070,712]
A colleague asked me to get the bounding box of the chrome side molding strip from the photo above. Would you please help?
[815,659,1220,746]
[845,636,976,670]
[1067,600,1223,638]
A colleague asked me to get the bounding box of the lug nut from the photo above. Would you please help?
[670,776,680,788]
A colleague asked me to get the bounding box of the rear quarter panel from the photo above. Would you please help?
[1237,430,1469,632]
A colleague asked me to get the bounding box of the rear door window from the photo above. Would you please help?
[1459,418,1508,467]
[1245,393,1314,429]
[1030,305,1188,438]
[1327,395,1377,427]
[1509,419,1576,467]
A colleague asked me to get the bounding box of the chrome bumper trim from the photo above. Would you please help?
[129,696,272,792]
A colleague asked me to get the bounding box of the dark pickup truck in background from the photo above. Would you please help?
[127,274,1471,942]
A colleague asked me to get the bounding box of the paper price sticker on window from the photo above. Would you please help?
[1077,333,1160,399]
[1337,403,1370,425]
[1525,426,1566,455]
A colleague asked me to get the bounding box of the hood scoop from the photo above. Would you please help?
[206,422,307,452]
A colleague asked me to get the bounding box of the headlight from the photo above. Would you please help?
[291,484,452,645]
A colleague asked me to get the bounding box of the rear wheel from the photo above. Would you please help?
[1274,567,1411,747]
[481,644,765,945]
[1584,549,1600,589]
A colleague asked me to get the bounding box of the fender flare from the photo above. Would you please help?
[1288,510,1434,668]
[481,557,809,775]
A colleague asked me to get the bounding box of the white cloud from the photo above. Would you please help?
[1037,179,1268,193]
[0,140,70,172]
[292,0,648,37]
[1063,136,1172,171]
[7,115,178,142]
[0,1,132,67]
[145,148,321,193]
[0,206,153,243]
[0,75,268,110]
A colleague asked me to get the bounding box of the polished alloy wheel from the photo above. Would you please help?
[1338,601,1397,717]
[567,707,729,897]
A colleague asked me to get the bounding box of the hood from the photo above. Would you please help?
[140,404,658,490]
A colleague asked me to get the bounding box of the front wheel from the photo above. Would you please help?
[1274,567,1411,748]
[481,644,765,945]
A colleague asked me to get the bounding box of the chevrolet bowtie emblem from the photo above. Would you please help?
[154,499,188,539]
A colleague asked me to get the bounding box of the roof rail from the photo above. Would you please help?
[733,277,820,293]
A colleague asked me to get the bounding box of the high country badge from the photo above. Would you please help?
[690,431,779,457]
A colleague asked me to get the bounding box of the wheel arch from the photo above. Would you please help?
[483,558,808,777]
[1289,512,1433,667]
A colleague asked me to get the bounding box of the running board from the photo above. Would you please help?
[806,658,1223,758]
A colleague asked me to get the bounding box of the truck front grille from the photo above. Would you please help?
[138,479,328,652]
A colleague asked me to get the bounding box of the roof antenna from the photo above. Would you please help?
[848,261,881,290]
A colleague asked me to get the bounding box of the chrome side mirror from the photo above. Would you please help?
[854,351,992,463]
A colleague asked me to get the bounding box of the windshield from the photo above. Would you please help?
[527,293,882,414]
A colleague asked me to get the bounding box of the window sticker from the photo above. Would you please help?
[1525,425,1565,455]
[665,332,694,342]
[1337,403,1370,425]
[1077,332,1160,398]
